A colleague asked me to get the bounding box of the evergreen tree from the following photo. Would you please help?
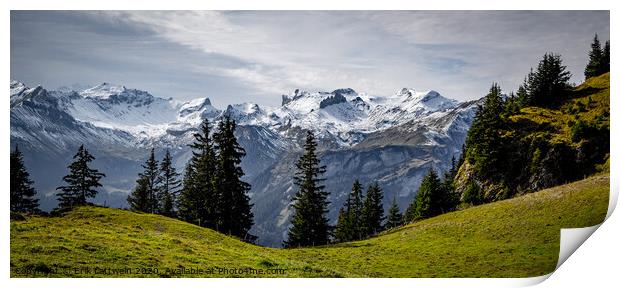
[585,34,604,79]
[10,145,39,213]
[361,182,384,236]
[178,119,218,228]
[158,149,181,217]
[440,159,460,213]
[334,201,353,242]
[603,40,610,74]
[403,197,416,223]
[334,180,364,242]
[56,145,105,208]
[503,93,521,116]
[407,168,443,220]
[285,131,330,247]
[462,181,483,205]
[516,71,533,107]
[528,53,571,106]
[349,180,364,239]
[385,197,402,229]
[127,148,160,213]
[465,84,506,180]
[127,178,150,212]
[213,115,254,239]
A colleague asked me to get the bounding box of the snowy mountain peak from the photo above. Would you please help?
[10,80,28,97]
[10,79,473,149]
[332,88,357,96]
[396,88,416,97]
[319,92,347,109]
[179,97,212,112]
[81,82,127,99]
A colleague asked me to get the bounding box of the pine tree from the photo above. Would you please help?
[603,40,610,74]
[528,53,571,106]
[10,145,39,213]
[334,207,350,242]
[285,131,330,248]
[516,71,533,107]
[385,197,402,229]
[158,149,181,217]
[361,182,384,236]
[585,34,604,79]
[127,178,150,212]
[178,119,218,228]
[127,148,160,213]
[56,145,105,209]
[439,159,459,213]
[462,181,483,205]
[407,168,443,220]
[349,180,364,239]
[465,84,506,179]
[213,116,254,240]
[334,180,364,242]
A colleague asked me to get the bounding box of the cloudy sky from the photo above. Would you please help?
[11,11,609,107]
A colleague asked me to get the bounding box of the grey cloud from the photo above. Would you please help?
[11,11,609,106]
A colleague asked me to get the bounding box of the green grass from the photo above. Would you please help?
[508,72,610,146]
[11,174,609,278]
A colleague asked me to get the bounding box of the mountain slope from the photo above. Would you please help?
[10,81,478,246]
[11,174,608,277]
[455,72,610,201]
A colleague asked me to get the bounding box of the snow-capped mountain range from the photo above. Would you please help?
[10,80,480,247]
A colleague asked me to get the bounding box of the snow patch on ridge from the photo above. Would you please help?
[10,80,471,148]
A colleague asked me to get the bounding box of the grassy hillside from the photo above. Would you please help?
[455,73,610,200]
[509,72,609,147]
[11,174,609,278]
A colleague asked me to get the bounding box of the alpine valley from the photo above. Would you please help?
[10,80,479,247]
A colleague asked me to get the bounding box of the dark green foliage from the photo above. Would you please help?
[10,145,39,213]
[361,182,384,236]
[570,120,590,142]
[465,84,506,181]
[335,181,385,243]
[56,145,105,209]
[285,131,330,248]
[458,45,609,204]
[462,181,483,205]
[526,53,572,107]
[384,197,402,229]
[178,119,218,228]
[213,115,254,240]
[176,117,254,240]
[127,178,150,213]
[334,207,351,243]
[503,93,521,116]
[349,180,364,239]
[10,211,27,221]
[406,168,444,220]
[516,72,533,108]
[334,180,364,242]
[158,149,181,217]
[603,40,610,74]
[405,166,459,222]
[585,34,610,79]
[441,156,461,209]
[127,148,160,213]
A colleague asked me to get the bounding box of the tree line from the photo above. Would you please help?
[127,115,254,240]
[284,131,462,247]
[283,34,611,246]
[461,34,610,203]
[10,115,255,242]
